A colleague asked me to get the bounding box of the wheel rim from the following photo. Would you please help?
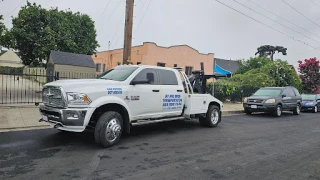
[105,118,121,142]
[277,106,281,116]
[211,109,219,124]
[296,105,300,114]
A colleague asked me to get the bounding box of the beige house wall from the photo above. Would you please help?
[54,64,96,79]
[92,42,214,75]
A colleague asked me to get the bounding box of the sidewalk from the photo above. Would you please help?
[0,103,244,132]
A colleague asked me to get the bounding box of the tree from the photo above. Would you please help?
[298,57,320,93]
[7,2,99,66]
[255,45,287,61]
[0,15,7,44]
[235,57,271,74]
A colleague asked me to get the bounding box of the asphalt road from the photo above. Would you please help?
[1,112,320,180]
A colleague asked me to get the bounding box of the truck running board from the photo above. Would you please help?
[132,117,186,126]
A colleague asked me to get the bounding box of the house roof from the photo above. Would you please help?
[50,50,96,68]
[214,58,240,73]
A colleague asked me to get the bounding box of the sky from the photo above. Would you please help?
[1,0,320,69]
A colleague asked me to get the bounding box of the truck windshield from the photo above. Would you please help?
[253,89,281,96]
[301,94,316,100]
[99,67,138,81]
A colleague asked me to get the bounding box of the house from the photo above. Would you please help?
[213,58,240,77]
[0,49,24,68]
[47,51,96,81]
[92,42,215,76]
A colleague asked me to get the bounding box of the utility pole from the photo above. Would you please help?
[122,0,134,64]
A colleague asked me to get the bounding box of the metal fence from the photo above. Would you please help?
[0,68,96,104]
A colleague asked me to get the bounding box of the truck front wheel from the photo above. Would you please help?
[199,105,220,128]
[94,111,123,148]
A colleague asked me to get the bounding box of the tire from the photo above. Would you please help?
[94,111,123,148]
[273,105,282,117]
[313,106,318,113]
[293,104,301,115]
[245,110,252,115]
[199,105,220,128]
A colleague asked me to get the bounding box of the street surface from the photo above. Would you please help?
[0,112,320,180]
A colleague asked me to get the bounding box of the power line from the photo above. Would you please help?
[133,0,152,34]
[97,0,123,34]
[110,12,126,49]
[247,0,320,40]
[282,0,320,28]
[4,0,25,18]
[233,0,320,44]
[308,0,320,10]
[213,0,318,50]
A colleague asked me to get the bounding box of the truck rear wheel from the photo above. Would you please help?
[199,105,220,127]
[94,111,123,148]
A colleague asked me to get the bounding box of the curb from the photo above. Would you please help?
[222,110,244,115]
[0,125,50,133]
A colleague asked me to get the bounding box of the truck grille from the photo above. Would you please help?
[42,86,65,108]
[248,99,263,103]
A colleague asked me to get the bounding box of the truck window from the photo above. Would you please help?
[99,67,138,81]
[132,68,158,85]
[158,69,178,85]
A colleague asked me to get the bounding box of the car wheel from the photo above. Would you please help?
[273,105,282,117]
[245,110,252,115]
[94,111,123,148]
[199,105,220,128]
[293,104,301,115]
[314,106,318,113]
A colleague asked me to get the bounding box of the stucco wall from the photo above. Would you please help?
[92,42,214,75]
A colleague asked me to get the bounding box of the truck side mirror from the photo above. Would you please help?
[282,94,286,98]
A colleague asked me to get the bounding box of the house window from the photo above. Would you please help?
[96,63,101,72]
[102,64,106,72]
[185,66,193,75]
[157,62,165,67]
[137,62,141,65]
[174,64,177,67]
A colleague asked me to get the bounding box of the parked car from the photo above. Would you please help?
[243,86,302,117]
[301,94,320,113]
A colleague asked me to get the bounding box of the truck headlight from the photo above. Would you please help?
[265,99,276,104]
[243,97,247,103]
[67,93,91,105]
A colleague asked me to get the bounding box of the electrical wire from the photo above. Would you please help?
[214,0,318,50]
[133,0,152,34]
[4,0,25,18]
[97,0,123,34]
[233,0,320,44]
[247,0,320,40]
[282,0,320,28]
[308,0,320,10]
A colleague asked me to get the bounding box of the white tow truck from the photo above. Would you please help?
[39,63,224,147]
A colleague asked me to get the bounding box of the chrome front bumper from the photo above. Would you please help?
[39,103,88,132]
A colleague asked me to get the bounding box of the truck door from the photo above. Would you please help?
[157,69,184,117]
[128,68,163,119]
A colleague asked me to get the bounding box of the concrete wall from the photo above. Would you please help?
[54,64,96,79]
[92,42,214,75]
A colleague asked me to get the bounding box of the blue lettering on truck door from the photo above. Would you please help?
[162,94,183,110]
[107,88,122,95]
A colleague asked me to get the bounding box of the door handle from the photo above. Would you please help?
[177,90,183,92]
[152,90,160,92]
